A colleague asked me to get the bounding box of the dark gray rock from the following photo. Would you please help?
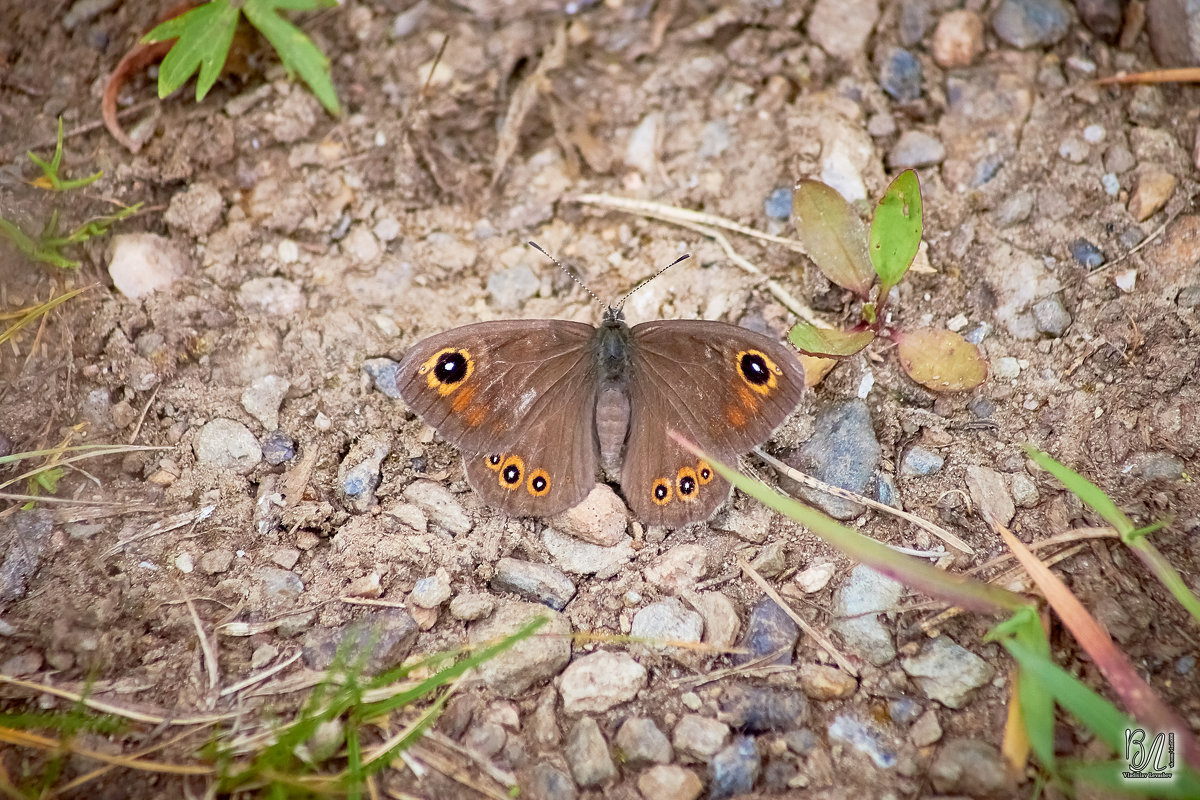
[993,0,1072,48]
[301,609,419,673]
[719,685,809,733]
[783,400,881,519]
[492,557,576,610]
[732,596,800,665]
[708,736,761,800]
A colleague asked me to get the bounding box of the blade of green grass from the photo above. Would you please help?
[1023,446,1200,625]
[670,432,1029,614]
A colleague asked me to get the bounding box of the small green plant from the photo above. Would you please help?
[790,171,987,391]
[142,0,340,116]
[27,118,103,191]
[0,119,142,269]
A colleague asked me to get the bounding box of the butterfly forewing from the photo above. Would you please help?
[621,320,805,526]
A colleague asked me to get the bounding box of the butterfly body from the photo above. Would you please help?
[396,306,804,527]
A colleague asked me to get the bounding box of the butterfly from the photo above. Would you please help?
[395,248,805,527]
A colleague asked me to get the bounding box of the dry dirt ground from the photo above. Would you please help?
[1,0,1199,798]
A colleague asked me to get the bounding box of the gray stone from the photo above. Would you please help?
[930,738,1012,795]
[785,400,880,519]
[910,708,943,746]
[0,510,52,604]
[257,567,303,605]
[733,596,800,665]
[901,636,995,708]
[340,442,390,512]
[673,715,730,762]
[560,650,647,714]
[1032,294,1072,337]
[492,557,576,610]
[877,47,923,102]
[402,480,472,535]
[614,717,673,765]
[630,598,704,649]
[449,592,495,621]
[410,572,452,608]
[361,358,403,399]
[707,736,760,800]
[200,549,234,574]
[1011,473,1040,507]
[808,0,880,58]
[564,717,616,788]
[469,601,571,697]
[888,130,945,169]
[193,418,262,474]
[637,765,703,800]
[241,375,290,431]
[301,609,419,673]
[542,528,634,577]
[526,762,577,800]
[261,430,296,465]
[993,0,1072,48]
[831,565,905,665]
[900,445,945,477]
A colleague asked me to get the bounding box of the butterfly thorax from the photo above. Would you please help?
[594,307,634,477]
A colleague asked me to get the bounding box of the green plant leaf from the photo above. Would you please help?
[793,179,875,296]
[894,327,987,391]
[27,118,103,191]
[988,607,1056,769]
[788,321,875,358]
[143,1,240,101]
[244,0,341,116]
[870,169,923,292]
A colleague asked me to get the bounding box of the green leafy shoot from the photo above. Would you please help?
[22,466,65,510]
[788,321,875,358]
[793,180,875,296]
[0,204,142,269]
[869,169,922,293]
[1023,446,1200,626]
[27,118,103,191]
[142,0,340,116]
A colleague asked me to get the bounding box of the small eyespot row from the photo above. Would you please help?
[485,454,551,497]
[651,460,717,507]
[421,348,475,396]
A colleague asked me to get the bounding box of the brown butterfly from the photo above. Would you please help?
[396,248,805,527]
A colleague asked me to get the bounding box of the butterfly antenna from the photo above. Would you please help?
[528,241,604,308]
[613,252,691,312]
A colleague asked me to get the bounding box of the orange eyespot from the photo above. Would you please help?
[421,348,474,395]
[651,478,672,506]
[527,469,550,497]
[498,455,525,490]
[485,453,503,472]
[697,461,714,484]
[735,349,780,395]
[676,466,699,501]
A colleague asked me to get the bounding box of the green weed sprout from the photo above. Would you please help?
[142,0,340,116]
[0,119,142,269]
[790,171,987,391]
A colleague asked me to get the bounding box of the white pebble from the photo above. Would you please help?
[1114,269,1137,292]
[1083,124,1106,144]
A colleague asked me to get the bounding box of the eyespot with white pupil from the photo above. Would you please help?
[528,469,550,497]
[735,349,779,395]
[485,453,503,471]
[676,466,698,501]
[651,478,672,506]
[435,351,469,384]
[498,455,525,490]
[697,461,714,484]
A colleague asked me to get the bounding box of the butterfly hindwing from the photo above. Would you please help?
[396,320,601,516]
[621,320,805,527]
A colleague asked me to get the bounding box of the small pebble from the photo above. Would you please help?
[637,765,703,800]
[193,418,262,474]
[361,358,404,400]
[200,549,235,574]
[410,572,452,608]
[1058,136,1089,163]
[1101,173,1121,196]
[1104,144,1136,174]
[888,130,945,169]
[828,713,897,768]
[564,717,617,788]
[1128,168,1177,221]
[1032,294,1072,337]
[992,0,1071,48]
[261,430,296,465]
[932,10,985,68]
[901,636,995,708]
[1114,268,1138,292]
[615,717,673,765]
[173,552,195,573]
[900,446,945,477]
[108,234,189,298]
[673,715,731,762]
[877,47,923,102]
[1083,124,1106,144]
[1069,238,1105,269]
[764,188,793,221]
[910,708,943,746]
[708,736,761,800]
[733,597,800,665]
[403,480,471,535]
[491,557,576,611]
[449,593,496,621]
[794,561,836,593]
